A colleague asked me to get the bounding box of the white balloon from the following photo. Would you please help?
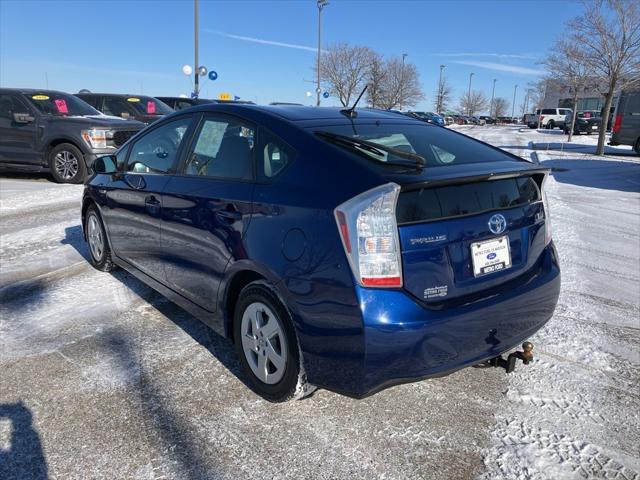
[305,91,312,97]
[182,65,193,76]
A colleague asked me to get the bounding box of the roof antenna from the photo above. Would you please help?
[341,84,368,118]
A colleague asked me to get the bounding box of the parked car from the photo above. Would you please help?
[563,111,602,135]
[269,102,303,106]
[535,108,572,129]
[610,89,640,154]
[444,115,455,125]
[75,93,174,124]
[407,111,445,126]
[157,96,257,110]
[0,88,143,183]
[523,113,539,129]
[82,104,560,401]
[479,116,496,125]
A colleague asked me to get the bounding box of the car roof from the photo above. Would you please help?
[0,88,70,95]
[182,104,423,123]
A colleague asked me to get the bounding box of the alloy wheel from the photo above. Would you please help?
[240,302,288,384]
[54,150,79,180]
[87,214,104,261]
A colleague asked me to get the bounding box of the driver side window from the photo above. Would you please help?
[127,117,191,173]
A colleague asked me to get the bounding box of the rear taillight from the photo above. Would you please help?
[334,183,403,288]
[541,177,552,245]
[612,114,622,134]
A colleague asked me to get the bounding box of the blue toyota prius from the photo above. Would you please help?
[82,104,560,401]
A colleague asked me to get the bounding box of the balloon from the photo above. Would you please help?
[305,91,312,97]
[182,65,193,76]
[198,66,207,76]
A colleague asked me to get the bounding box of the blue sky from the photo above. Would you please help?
[0,0,585,111]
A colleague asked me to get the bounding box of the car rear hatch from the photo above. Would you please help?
[395,166,549,306]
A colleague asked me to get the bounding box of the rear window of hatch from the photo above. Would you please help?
[310,123,516,168]
[397,176,541,224]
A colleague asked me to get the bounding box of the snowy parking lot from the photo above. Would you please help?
[1,126,639,480]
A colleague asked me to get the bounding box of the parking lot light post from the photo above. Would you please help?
[490,78,497,118]
[316,0,329,107]
[467,72,474,116]
[437,64,445,114]
[194,0,199,98]
[399,53,408,111]
[511,84,518,120]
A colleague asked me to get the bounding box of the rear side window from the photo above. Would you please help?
[397,177,541,223]
[258,129,295,180]
[541,109,556,115]
[127,117,191,173]
[314,123,517,168]
[182,116,255,179]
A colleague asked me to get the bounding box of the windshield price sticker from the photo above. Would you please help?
[32,94,49,100]
[54,99,68,114]
[127,97,140,102]
[147,101,156,114]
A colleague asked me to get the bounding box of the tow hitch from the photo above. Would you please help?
[488,342,534,373]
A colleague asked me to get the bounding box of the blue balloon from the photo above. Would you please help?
[323,91,329,98]
[208,70,218,81]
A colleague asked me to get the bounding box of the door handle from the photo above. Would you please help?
[216,207,242,222]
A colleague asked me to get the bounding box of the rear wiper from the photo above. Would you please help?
[315,131,426,168]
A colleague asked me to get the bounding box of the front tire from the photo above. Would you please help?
[234,281,313,402]
[49,143,87,184]
[85,205,116,272]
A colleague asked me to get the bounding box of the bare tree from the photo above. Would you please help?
[493,97,509,119]
[366,52,387,108]
[543,40,591,141]
[319,43,374,107]
[377,57,424,110]
[567,0,640,154]
[459,90,489,116]
[435,76,453,114]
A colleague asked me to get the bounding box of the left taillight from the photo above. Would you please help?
[541,176,552,245]
[334,183,403,288]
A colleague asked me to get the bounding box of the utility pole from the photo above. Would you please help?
[316,0,329,107]
[467,72,474,116]
[399,53,408,111]
[511,84,518,120]
[194,0,199,98]
[489,78,497,118]
[437,64,445,114]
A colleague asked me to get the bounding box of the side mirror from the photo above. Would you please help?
[13,112,35,124]
[93,155,117,174]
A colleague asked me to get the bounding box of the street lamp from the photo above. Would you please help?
[194,0,200,98]
[437,64,445,114]
[511,84,518,120]
[316,0,329,107]
[467,72,474,116]
[490,78,497,118]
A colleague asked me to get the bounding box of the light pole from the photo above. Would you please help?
[489,78,497,118]
[511,84,518,120]
[194,0,199,98]
[316,0,329,107]
[467,72,474,116]
[437,64,445,114]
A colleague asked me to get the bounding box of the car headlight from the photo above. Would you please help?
[81,129,111,149]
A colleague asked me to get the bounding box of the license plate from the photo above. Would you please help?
[471,236,512,277]
[592,125,598,129]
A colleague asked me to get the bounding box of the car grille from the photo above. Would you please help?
[113,130,137,147]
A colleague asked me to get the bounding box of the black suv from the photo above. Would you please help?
[75,93,174,124]
[0,88,144,183]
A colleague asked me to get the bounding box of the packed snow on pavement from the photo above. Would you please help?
[0,126,638,480]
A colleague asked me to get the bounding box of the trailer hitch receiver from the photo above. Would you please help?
[489,342,534,373]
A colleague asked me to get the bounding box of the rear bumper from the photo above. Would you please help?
[321,243,560,398]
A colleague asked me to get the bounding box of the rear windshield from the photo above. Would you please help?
[313,123,517,168]
[26,92,99,116]
[397,176,541,224]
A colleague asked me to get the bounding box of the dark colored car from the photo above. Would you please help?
[157,96,257,111]
[408,111,445,127]
[0,88,143,183]
[75,93,174,124]
[82,105,560,401]
[563,111,602,135]
[610,90,640,154]
[479,116,496,125]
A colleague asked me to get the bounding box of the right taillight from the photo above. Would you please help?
[334,183,403,288]
[541,177,552,245]
[612,114,622,134]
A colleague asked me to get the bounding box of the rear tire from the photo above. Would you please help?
[233,281,314,402]
[49,143,87,184]
[634,138,640,156]
[548,120,555,130]
[85,205,116,272]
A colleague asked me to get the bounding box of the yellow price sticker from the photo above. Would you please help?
[127,97,141,102]
[32,94,50,100]
[218,92,231,101]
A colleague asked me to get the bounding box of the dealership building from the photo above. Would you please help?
[541,79,618,111]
